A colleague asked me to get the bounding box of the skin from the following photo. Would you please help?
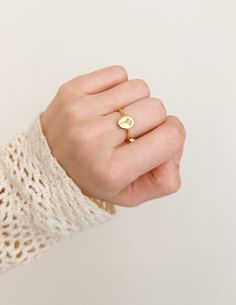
[40,65,186,207]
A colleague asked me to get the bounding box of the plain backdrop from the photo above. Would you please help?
[0,0,235,304]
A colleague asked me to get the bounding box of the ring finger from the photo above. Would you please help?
[98,96,167,148]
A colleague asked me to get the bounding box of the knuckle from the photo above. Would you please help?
[63,98,89,128]
[165,176,181,194]
[167,116,186,150]
[157,98,167,118]
[150,98,167,120]
[170,115,186,138]
[58,82,77,101]
[112,65,128,80]
[133,79,150,96]
[58,82,70,94]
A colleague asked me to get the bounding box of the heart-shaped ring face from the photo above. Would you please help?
[118,115,135,129]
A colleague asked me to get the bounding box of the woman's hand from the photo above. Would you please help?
[40,65,186,207]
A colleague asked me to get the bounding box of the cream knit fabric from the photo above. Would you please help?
[0,114,116,274]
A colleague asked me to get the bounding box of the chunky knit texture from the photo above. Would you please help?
[0,114,116,274]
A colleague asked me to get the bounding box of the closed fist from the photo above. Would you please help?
[40,65,186,207]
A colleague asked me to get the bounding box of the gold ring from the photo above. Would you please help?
[117,108,136,143]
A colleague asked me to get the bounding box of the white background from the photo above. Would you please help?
[0,0,235,304]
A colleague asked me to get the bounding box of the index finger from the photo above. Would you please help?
[66,65,128,95]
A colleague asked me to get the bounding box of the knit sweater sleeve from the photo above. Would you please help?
[0,113,116,274]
